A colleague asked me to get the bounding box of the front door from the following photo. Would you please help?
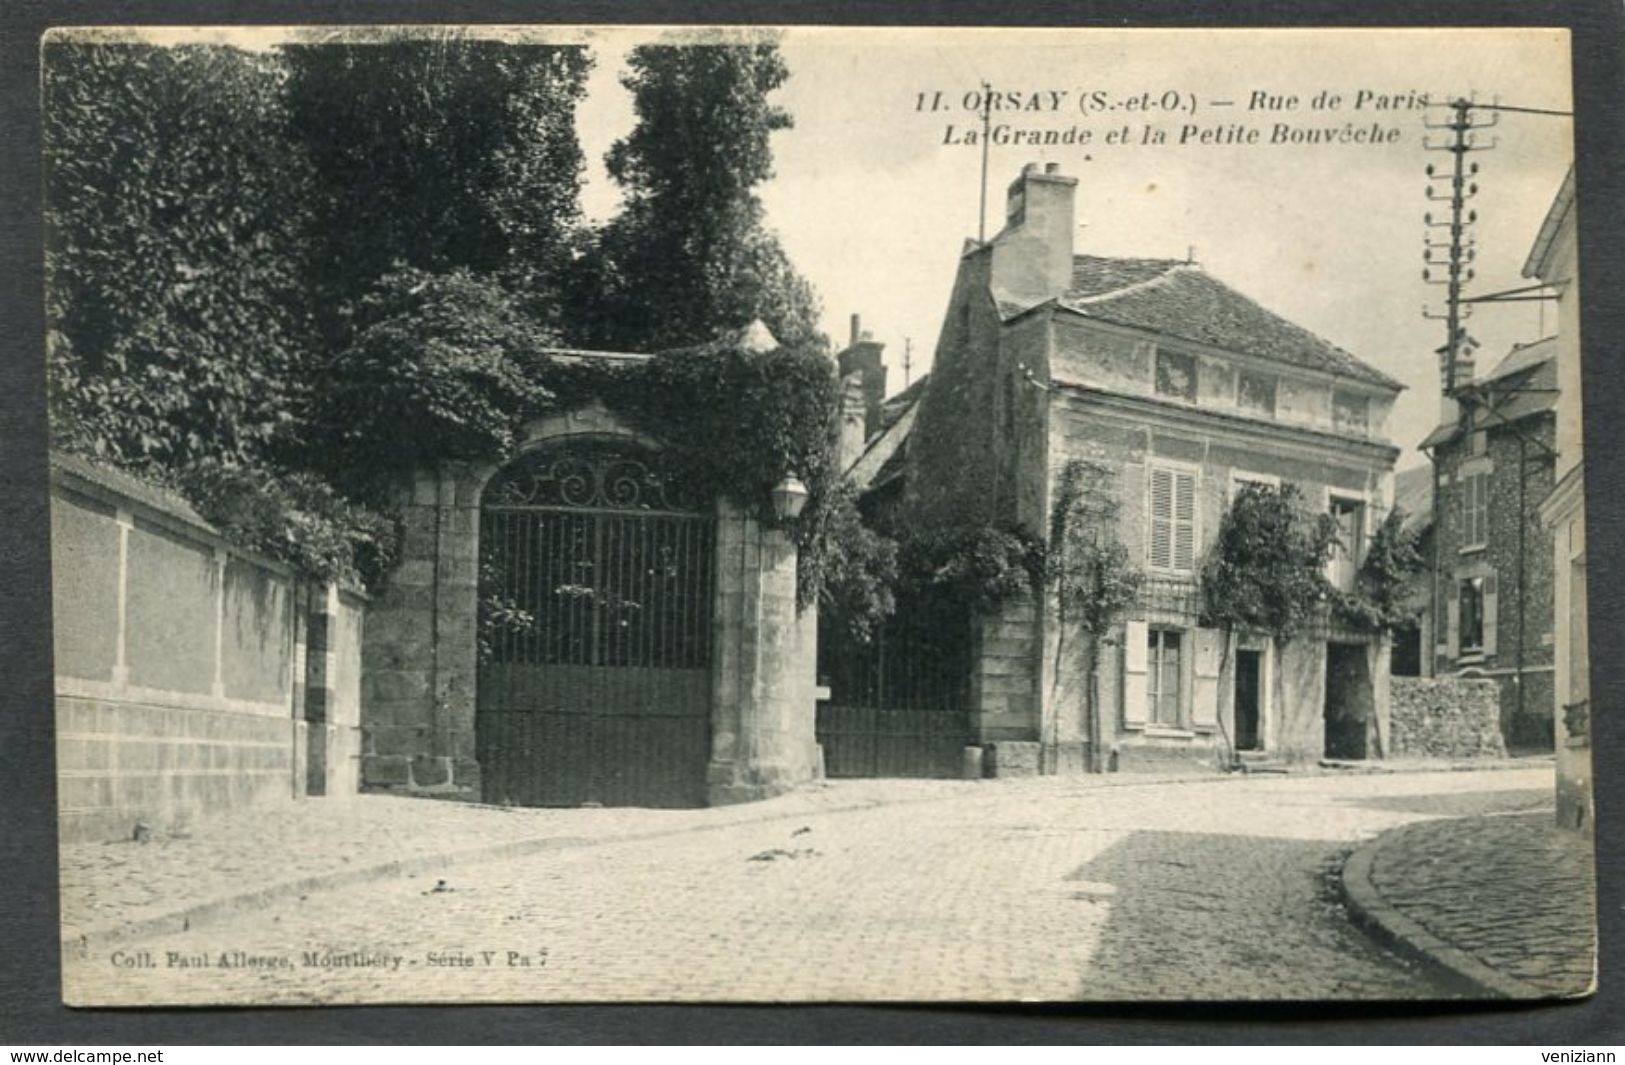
[1324,642,1372,760]
[1235,649,1262,751]
[476,441,715,807]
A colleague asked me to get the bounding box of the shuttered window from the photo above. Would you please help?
[1149,466,1197,572]
[1462,472,1489,547]
[1459,575,1485,654]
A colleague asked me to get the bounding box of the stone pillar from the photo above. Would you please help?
[973,593,1044,775]
[707,499,819,804]
[359,462,485,799]
[304,582,337,796]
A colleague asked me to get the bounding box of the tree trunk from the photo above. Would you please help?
[1087,634,1104,773]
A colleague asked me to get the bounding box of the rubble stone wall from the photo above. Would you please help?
[1390,676,1507,759]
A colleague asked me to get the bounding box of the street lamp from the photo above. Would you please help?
[771,475,809,521]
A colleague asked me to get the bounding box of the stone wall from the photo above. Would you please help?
[1390,676,1507,759]
[50,453,347,842]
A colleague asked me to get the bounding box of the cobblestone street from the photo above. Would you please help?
[62,767,1559,1005]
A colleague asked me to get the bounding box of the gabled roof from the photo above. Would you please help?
[848,398,918,490]
[1418,338,1559,450]
[1050,256,1403,391]
[1522,166,1576,281]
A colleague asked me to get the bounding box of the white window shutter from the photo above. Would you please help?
[1482,572,1499,657]
[1149,469,1173,569]
[1446,591,1460,659]
[1123,619,1149,727]
[1191,628,1222,728]
[1174,472,1196,570]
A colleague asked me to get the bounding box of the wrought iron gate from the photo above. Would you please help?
[477,441,715,807]
[816,600,972,778]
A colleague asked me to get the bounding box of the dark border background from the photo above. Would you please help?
[3,0,1621,1045]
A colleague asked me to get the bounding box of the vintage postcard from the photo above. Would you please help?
[45,24,1594,1006]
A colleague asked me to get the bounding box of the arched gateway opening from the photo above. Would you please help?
[476,438,716,807]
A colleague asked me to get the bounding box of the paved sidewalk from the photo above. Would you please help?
[1341,810,1596,998]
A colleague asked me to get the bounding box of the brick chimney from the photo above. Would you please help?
[836,313,887,440]
[990,161,1078,309]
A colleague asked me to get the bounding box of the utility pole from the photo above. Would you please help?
[1423,97,1497,397]
[978,81,993,243]
[902,336,913,388]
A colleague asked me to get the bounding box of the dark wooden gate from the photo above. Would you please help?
[816,600,971,778]
[477,441,714,807]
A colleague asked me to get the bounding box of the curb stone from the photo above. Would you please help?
[1338,819,1541,1000]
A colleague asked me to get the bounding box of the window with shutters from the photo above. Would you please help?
[1460,471,1489,548]
[1459,576,1485,655]
[1148,465,1198,572]
[1146,629,1184,726]
[1328,496,1365,593]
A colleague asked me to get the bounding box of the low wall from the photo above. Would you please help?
[1390,676,1507,760]
[51,453,360,842]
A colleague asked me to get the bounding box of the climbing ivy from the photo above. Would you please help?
[1200,481,1338,641]
[1332,508,1427,632]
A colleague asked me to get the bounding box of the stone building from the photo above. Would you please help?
[1527,167,1591,829]
[886,162,1405,772]
[359,330,821,808]
[1419,336,1558,753]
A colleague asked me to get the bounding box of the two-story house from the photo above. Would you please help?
[1420,336,1558,754]
[896,162,1404,772]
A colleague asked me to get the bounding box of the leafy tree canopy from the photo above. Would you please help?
[1334,508,1427,631]
[1048,458,1144,640]
[567,43,823,352]
[44,42,315,469]
[311,266,557,495]
[1200,481,1337,641]
[282,32,592,345]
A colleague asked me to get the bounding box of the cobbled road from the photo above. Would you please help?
[64,768,1552,1005]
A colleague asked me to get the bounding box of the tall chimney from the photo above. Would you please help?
[836,313,888,440]
[990,162,1078,309]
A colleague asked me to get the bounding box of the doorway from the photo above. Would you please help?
[1235,649,1263,751]
[1324,642,1373,760]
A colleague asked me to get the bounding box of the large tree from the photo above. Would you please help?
[44,41,315,468]
[281,30,592,346]
[568,42,823,352]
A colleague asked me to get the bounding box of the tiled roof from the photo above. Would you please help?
[1057,257,1403,390]
[877,373,930,432]
[848,400,917,489]
[1069,255,1188,298]
[1481,336,1555,385]
[1418,342,1558,450]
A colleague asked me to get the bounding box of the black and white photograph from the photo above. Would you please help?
[39,23,1597,1007]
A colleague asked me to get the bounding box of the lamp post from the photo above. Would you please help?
[771,475,809,522]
